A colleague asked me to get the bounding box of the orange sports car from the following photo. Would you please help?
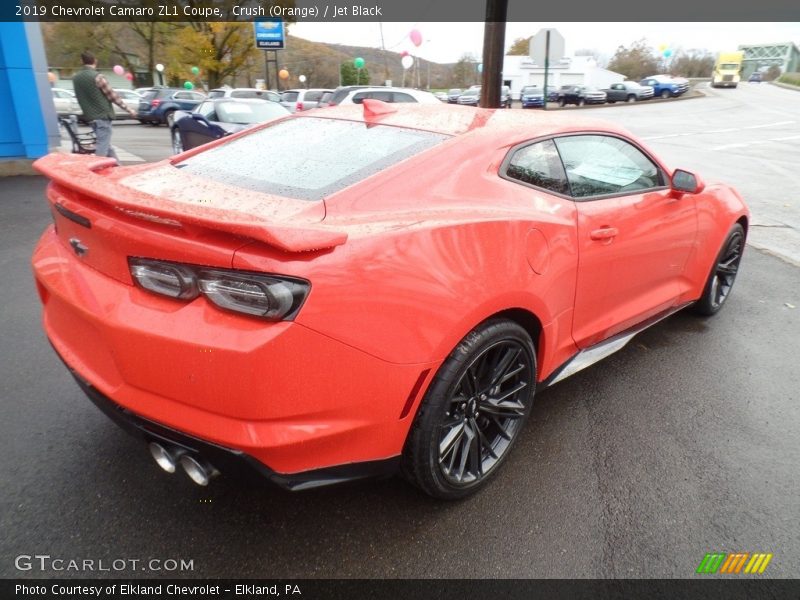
[31,100,749,499]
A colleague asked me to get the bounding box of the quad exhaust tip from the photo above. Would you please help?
[148,442,219,485]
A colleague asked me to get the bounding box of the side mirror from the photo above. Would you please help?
[671,169,705,194]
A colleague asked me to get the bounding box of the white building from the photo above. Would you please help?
[502,55,625,99]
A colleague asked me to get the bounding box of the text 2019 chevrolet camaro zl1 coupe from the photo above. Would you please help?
[32,100,748,499]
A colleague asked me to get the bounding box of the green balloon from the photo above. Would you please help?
[354,57,365,69]
[191,66,200,75]
[184,81,194,90]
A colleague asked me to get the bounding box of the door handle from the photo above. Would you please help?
[590,227,619,241]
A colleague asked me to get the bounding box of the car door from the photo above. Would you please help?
[554,134,697,348]
[179,102,221,150]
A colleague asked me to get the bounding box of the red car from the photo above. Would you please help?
[31,101,749,499]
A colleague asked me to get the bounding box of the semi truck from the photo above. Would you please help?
[711,51,745,88]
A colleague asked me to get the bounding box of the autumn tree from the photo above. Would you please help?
[165,23,259,89]
[607,39,660,80]
[506,37,531,56]
[668,49,715,77]
[764,65,782,81]
[451,53,478,88]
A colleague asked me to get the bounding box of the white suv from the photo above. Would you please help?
[207,87,281,103]
[333,87,441,106]
[279,88,334,113]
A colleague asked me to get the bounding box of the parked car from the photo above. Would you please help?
[556,85,607,107]
[317,85,372,107]
[207,87,281,102]
[331,87,441,106]
[51,88,81,117]
[447,88,463,103]
[434,91,448,102]
[603,81,654,103]
[520,85,545,108]
[279,88,334,113]
[639,75,689,99]
[137,87,206,125]
[456,86,511,108]
[456,87,480,106]
[170,98,289,154]
[32,103,749,499]
[748,72,763,83]
[112,89,143,119]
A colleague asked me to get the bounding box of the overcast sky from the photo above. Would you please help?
[289,22,800,64]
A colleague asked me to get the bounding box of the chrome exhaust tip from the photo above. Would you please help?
[179,454,219,486]
[148,441,185,474]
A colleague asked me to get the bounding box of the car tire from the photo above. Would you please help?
[171,128,184,155]
[627,95,636,103]
[558,98,566,107]
[578,98,586,106]
[693,223,745,316]
[401,318,536,500]
[661,89,671,99]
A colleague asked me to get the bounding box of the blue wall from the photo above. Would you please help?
[0,23,59,159]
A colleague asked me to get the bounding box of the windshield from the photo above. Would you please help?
[719,63,740,70]
[521,86,540,94]
[175,117,449,201]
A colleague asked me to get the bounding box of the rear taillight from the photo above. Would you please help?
[128,258,309,320]
[296,101,303,111]
[151,99,161,108]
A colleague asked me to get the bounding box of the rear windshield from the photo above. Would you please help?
[208,90,226,98]
[175,117,449,201]
[303,90,325,102]
[281,91,299,102]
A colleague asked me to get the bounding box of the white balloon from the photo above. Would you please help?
[155,63,164,72]
[299,75,307,83]
[401,55,414,69]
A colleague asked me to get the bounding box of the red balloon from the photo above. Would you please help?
[125,72,134,81]
[400,50,409,58]
[409,29,422,47]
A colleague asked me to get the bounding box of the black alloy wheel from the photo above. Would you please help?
[694,223,745,316]
[402,319,536,499]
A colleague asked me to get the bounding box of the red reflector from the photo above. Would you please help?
[296,102,303,111]
[151,99,161,108]
[399,369,431,419]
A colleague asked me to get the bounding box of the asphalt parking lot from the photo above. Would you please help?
[2,84,799,579]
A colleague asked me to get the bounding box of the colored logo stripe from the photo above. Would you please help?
[696,552,773,574]
[744,553,773,574]
[697,553,726,574]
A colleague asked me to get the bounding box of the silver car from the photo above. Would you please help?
[51,88,81,117]
[280,88,334,113]
[112,89,143,119]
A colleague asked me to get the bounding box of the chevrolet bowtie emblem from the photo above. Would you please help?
[69,237,88,257]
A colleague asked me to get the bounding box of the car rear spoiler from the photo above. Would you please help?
[33,153,348,253]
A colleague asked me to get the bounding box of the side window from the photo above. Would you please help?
[553,135,663,199]
[505,139,569,195]
[391,92,416,103]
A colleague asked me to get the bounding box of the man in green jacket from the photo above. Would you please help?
[73,52,137,162]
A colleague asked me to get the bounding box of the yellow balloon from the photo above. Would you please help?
[658,44,667,52]
[279,69,289,80]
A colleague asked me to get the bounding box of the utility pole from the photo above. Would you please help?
[479,0,507,108]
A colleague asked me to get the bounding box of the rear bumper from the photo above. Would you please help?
[63,360,399,490]
[32,227,437,476]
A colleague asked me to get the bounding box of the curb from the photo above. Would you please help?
[770,81,800,92]
[0,159,38,177]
